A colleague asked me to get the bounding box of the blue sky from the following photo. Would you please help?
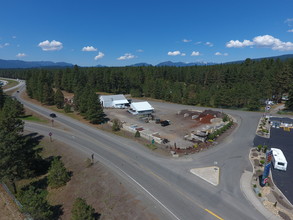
[0,0,293,66]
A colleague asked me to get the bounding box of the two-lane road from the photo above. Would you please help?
[15,83,266,220]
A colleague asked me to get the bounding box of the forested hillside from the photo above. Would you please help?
[1,58,293,110]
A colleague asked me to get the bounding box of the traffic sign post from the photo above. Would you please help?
[51,119,54,127]
[49,132,52,142]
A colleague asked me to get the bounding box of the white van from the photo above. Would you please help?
[271,148,287,171]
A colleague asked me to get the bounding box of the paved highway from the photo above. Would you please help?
[2,78,25,92]
[14,82,266,220]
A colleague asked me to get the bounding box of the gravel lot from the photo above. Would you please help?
[104,100,224,149]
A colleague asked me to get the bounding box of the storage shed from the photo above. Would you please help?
[99,94,129,108]
[128,101,154,115]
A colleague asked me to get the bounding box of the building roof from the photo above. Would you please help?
[100,94,128,103]
[112,100,128,105]
[131,101,154,111]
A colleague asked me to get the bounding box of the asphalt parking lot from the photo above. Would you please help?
[254,117,293,204]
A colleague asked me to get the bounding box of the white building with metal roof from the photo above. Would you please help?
[99,94,129,108]
[128,101,154,115]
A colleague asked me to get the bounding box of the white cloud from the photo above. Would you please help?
[191,51,200,56]
[226,39,253,48]
[285,18,293,26]
[194,41,202,45]
[117,53,135,60]
[38,40,63,51]
[181,53,186,56]
[167,50,181,56]
[182,39,192,43]
[82,46,97,52]
[287,29,293,33]
[0,43,9,48]
[12,36,16,39]
[16,53,26,57]
[205,42,213,47]
[226,35,293,51]
[215,52,228,56]
[136,49,144,52]
[94,52,104,60]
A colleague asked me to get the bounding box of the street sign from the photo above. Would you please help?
[266,106,271,111]
[49,132,52,136]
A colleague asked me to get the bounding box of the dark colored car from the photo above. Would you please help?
[49,113,57,118]
[161,120,170,127]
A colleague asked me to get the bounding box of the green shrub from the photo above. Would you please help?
[135,130,140,137]
[257,145,262,152]
[112,119,122,131]
[222,114,229,122]
[71,198,96,220]
[258,193,262,197]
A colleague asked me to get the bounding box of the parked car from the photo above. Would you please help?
[49,113,57,118]
[161,120,170,127]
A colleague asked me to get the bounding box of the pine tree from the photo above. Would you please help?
[2,97,25,117]
[285,88,293,111]
[0,101,35,193]
[54,88,64,109]
[42,83,55,105]
[19,186,53,220]
[0,86,5,109]
[84,90,106,124]
[64,103,72,113]
[47,157,70,188]
[71,198,96,220]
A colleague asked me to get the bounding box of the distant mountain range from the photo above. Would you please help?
[129,61,216,67]
[0,59,73,69]
[0,54,293,69]
[225,54,293,64]
[156,61,216,67]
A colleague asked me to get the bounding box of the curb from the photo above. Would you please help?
[240,171,281,220]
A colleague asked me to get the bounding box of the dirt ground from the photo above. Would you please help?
[42,138,159,220]
[0,185,24,220]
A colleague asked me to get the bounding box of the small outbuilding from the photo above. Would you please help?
[128,101,154,115]
[99,94,129,108]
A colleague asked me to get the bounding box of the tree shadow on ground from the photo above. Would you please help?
[51,204,63,220]
[101,116,110,124]
[20,114,33,119]
[94,212,101,220]
[21,177,48,191]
